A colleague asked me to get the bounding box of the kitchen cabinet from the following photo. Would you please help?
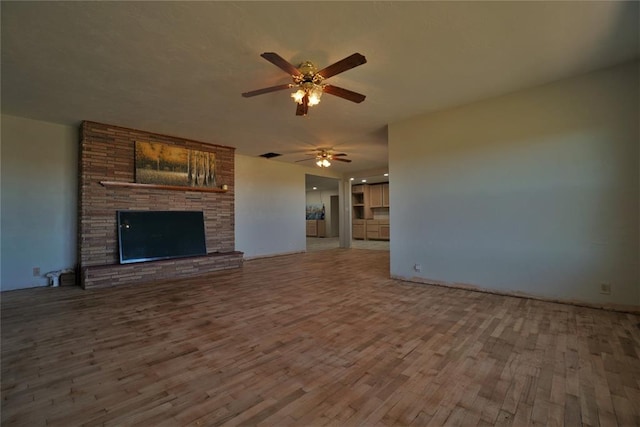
[351,182,390,240]
[306,220,317,237]
[365,219,389,240]
[382,183,390,207]
[366,220,380,239]
[352,184,372,219]
[352,219,366,239]
[379,220,390,239]
[306,220,326,237]
[367,183,389,208]
[369,184,383,208]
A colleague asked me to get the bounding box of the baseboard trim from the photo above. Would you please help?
[243,250,306,261]
[390,274,640,315]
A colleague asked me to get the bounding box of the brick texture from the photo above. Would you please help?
[79,121,242,289]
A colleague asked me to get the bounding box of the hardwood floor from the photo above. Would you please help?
[305,237,390,252]
[2,249,639,426]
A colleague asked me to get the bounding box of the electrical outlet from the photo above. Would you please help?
[599,283,611,295]
[413,264,422,272]
[33,267,40,277]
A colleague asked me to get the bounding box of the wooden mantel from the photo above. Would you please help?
[100,180,228,193]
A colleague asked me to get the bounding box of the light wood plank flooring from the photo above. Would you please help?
[2,249,639,426]
[306,238,390,252]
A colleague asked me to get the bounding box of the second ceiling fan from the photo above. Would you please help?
[242,52,367,116]
[296,150,352,168]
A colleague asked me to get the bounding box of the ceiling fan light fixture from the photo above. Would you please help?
[291,84,323,106]
[291,89,305,104]
[316,158,331,168]
[308,86,323,106]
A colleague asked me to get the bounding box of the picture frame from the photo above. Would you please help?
[135,141,217,188]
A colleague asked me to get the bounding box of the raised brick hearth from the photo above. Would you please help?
[79,121,243,289]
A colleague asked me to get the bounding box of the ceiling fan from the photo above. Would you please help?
[242,52,367,116]
[296,150,352,168]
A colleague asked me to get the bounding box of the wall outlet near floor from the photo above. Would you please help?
[33,267,41,277]
[413,264,422,272]
[599,283,611,295]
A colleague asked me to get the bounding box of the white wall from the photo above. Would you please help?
[1,115,79,291]
[389,61,639,307]
[235,155,341,258]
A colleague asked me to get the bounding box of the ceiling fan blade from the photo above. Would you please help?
[261,52,302,77]
[242,84,293,97]
[323,85,366,103]
[332,157,352,163]
[296,94,309,116]
[317,53,367,79]
[332,153,348,157]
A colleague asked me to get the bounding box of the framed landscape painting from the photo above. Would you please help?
[135,141,217,188]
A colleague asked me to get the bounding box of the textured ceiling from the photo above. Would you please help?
[2,1,638,174]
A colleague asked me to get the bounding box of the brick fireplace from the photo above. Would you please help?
[79,121,243,289]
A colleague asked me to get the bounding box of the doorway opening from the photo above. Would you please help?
[349,173,390,251]
[305,174,341,252]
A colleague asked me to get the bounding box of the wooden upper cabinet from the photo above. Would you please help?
[352,184,372,219]
[368,183,389,208]
[369,184,383,208]
[352,184,364,194]
[382,183,390,207]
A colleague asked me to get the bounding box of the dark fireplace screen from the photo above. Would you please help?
[117,210,207,264]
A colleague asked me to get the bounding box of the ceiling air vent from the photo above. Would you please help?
[259,152,282,159]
